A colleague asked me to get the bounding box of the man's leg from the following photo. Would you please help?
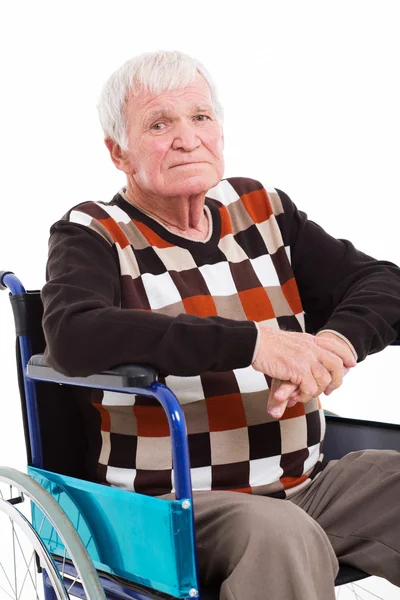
[192,490,338,600]
[290,449,400,587]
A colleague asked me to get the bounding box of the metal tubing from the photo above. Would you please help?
[2,272,25,295]
[4,273,199,597]
[43,572,59,600]
[2,273,44,468]
[148,382,193,502]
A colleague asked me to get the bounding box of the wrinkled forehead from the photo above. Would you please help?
[125,74,214,125]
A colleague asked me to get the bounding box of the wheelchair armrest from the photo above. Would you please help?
[26,354,157,389]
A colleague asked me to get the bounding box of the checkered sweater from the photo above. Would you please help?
[43,176,400,497]
[56,177,325,497]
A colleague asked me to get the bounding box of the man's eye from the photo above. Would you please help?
[151,122,165,131]
[195,115,210,122]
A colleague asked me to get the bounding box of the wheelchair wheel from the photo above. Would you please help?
[0,467,106,599]
[335,579,395,599]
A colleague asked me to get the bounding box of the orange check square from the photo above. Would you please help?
[183,295,218,317]
[239,288,275,321]
[135,221,173,249]
[206,393,247,432]
[241,189,273,224]
[134,405,170,437]
[280,401,306,420]
[219,205,233,238]
[93,403,111,432]
[281,278,303,315]
[231,487,252,494]
[280,474,308,489]
[99,218,130,249]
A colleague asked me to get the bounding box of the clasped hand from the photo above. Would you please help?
[251,327,357,419]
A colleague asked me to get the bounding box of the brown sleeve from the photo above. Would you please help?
[276,189,400,361]
[42,221,257,377]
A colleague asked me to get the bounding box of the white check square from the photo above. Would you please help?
[187,466,212,491]
[199,262,237,296]
[102,390,136,407]
[250,255,281,287]
[70,210,92,227]
[206,180,240,206]
[141,272,182,309]
[233,366,269,393]
[249,456,283,487]
[106,466,136,490]
[303,443,321,474]
[103,203,132,224]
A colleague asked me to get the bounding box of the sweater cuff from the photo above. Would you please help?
[251,322,261,363]
[316,329,358,361]
[216,321,259,371]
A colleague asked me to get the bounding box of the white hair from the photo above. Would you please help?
[97,50,224,150]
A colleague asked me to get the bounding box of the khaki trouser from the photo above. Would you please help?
[188,450,400,599]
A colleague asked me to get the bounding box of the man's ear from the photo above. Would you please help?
[104,139,134,174]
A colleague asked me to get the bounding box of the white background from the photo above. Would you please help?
[0,2,399,597]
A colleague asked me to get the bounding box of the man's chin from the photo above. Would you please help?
[166,172,222,198]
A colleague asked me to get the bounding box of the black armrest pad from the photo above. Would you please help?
[27,354,157,389]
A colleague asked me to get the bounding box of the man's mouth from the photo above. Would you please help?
[169,161,204,168]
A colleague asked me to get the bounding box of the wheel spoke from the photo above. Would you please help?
[67,573,81,594]
[0,469,106,600]
[13,526,41,596]
[33,558,37,596]
[0,582,16,600]
[37,513,46,537]
[0,561,16,597]
[16,551,38,600]
[61,547,67,578]
[352,582,385,599]
[12,521,18,598]
[350,582,363,600]
[13,527,43,600]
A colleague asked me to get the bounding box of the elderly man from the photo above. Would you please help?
[42,51,400,599]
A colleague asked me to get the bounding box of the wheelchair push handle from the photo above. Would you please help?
[0,271,26,294]
[0,270,15,290]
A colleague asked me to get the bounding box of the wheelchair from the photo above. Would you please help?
[1,269,400,599]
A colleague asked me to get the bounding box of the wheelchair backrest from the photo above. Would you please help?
[10,290,96,480]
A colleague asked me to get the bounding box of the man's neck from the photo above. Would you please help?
[123,185,209,241]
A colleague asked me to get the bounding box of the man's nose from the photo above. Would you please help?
[172,120,201,151]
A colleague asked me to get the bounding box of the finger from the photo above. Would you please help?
[268,379,292,419]
[273,381,299,402]
[286,398,298,408]
[310,362,333,396]
[317,350,344,389]
[325,366,350,395]
[298,374,319,404]
[315,337,356,369]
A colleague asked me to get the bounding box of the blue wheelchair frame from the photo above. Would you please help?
[4,270,400,598]
[2,272,201,599]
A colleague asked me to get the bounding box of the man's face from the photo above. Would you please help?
[120,74,225,199]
